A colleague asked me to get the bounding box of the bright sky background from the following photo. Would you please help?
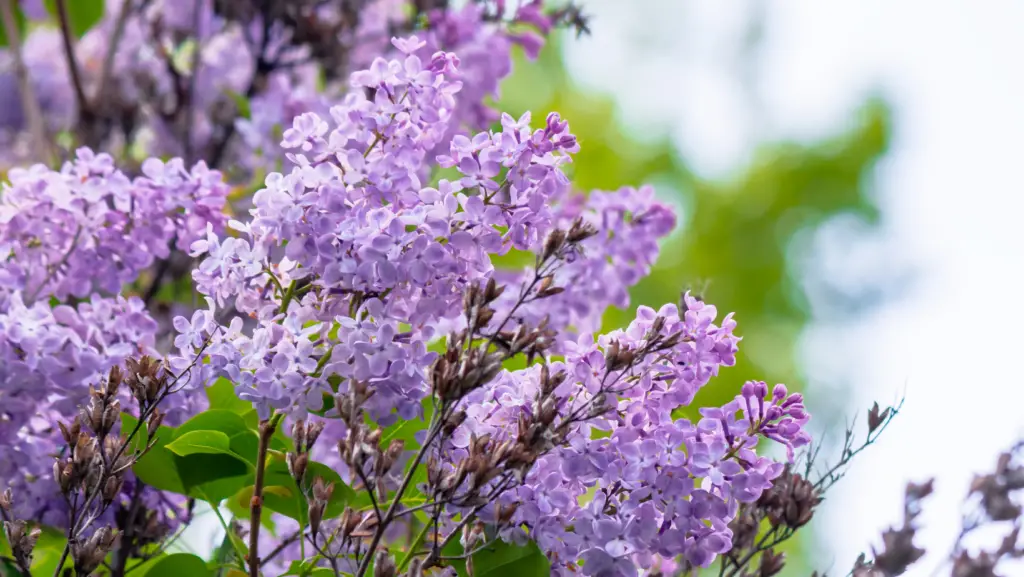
[563,0,1024,573]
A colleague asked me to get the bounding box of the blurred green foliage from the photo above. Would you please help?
[500,38,891,414]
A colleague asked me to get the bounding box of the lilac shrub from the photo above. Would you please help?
[0,2,981,577]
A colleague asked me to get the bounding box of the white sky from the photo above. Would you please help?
[563,0,1024,574]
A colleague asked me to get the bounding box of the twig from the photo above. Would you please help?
[260,529,303,565]
[354,417,445,577]
[353,465,382,522]
[0,0,53,163]
[812,396,904,493]
[143,253,175,305]
[95,0,133,104]
[52,337,216,577]
[55,0,91,119]
[27,226,82,305]
[111,481,146,577]
[249,413,284,577]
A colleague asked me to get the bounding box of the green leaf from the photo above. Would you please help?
[176,453,251,502]
[239,409,291,452]
[29,527,69,577]
[123,551,167,575]
[44,0,105,38]
[176,409,252,439]
[166,430,232,457]
[379,406,432,451]
[228,431,261,466]
[206,378,252,414]
[282,559,336,576]
[236,457,355,523]
[0,3,26,49]
[469,540,550,577]
[121,413,186,494]
[140,553,213,577]
[0,523,10,558]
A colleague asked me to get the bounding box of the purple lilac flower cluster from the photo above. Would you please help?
[162,38,810,574]
[445,297,809,574]
[0,149,225,529]
[178,39,583,423]
[0,150,227,303]
[0,0,560,172]
[0,3,813,574]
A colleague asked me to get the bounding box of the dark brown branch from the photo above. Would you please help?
[248,413,283,577]
[55,0,92,119]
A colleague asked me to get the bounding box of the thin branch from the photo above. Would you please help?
[260,529,303,565]
[249,413,284,577]
[28,226,82,305]
[353,465,382,522]
[207,3,276,169]
[52,337,217,577]
[95,0,133,104]
[55,0,91,118]
[111,481,146,577]
[354,417,445,577]
[0,0,53,163]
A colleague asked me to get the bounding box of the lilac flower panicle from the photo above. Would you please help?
[0,4,816,574]
[0,148,228,304]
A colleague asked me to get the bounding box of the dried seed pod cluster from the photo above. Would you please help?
[46,357,176,577]
[286,419,325,486]
[1,488,41,575]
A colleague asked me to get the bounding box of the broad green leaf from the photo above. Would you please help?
[166,430,232,457]
[43,0,105,38]
[176,409,251,439]
[470,540,550,577]
[121,413,252,500]
[229,430,261,466]
[0,530,11,575]
[29,527,68,577]
[206,378,252,414]
[176,452,251,502]
[121,413,186,494]
[122,550,166,575]
[441,538,549,577]
[140,552,213,577]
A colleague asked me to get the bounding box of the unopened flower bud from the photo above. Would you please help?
[308,477,334,537]
[3,520,41,568]
[292,419,308,453]
[374,550,396,577]
[305,421,325,450]
[147,408,165,437]
[71,526,119,575]
[542,229,566,262]
[102,476,123,507]
[286,452,309,484]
